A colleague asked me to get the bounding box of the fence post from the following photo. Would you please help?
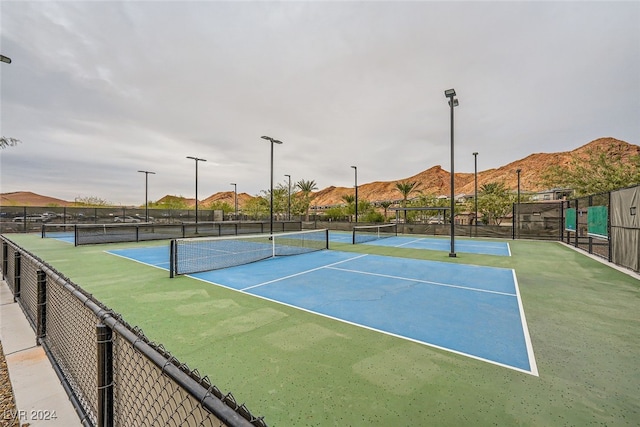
[512,204,516,240]
[2,242,7,280]
[573,199,579,247]
[36,270,47,342]
[13,251,21,302]
[97,323,113,427]
[608,191,613,262]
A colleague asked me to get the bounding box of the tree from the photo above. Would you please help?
[150,196,189,210]
[379,201,393,220]
[477,182,515,225]
[542,148,640,196]
[73,196,111,207]
[324,206,346,221]
[395,181,418,206]
[243,196,269,220]
[260,185,288,219]
[342,194,355,218]
[0,137,20,149]
[396,181,419,222]
[411,193,447,223]
[205,200,233,215]
[295,179,318,221]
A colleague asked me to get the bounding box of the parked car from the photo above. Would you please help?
[113,216,141,223]
[13,215,48,223]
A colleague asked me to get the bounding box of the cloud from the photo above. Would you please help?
[1,1,638,205]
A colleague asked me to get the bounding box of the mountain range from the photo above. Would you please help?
[1,137,637,208]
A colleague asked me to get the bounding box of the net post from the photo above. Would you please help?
[170,239,176,278]
[352,228,356,245]
[325,229,329,249]
[74,225,79,247]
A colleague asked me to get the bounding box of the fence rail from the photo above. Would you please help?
[41,221,303,245]
[0,235,267,427]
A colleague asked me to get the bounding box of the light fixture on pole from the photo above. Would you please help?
[137,170,156,222]
[472,152,478,235]
[0,55,11,64]
[261,136,283,234]
[186,156,207,223]
[351,166,358,223]
[445,88,459,257]
[284,174,291,221]
[230,183,237,220]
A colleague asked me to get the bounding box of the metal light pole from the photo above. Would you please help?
[230,183,237,219]
[516,168,522,239]
[351,166,358,223]
[261,136,283,234]
[445,88,459,257]
[137,170,156,222]
[285,174,291,221]
[186,156,206,223]
[473,152,478,235]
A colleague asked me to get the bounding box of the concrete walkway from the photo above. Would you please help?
[0,280,82,426]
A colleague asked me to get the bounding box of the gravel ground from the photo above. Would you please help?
[0,340,20,427]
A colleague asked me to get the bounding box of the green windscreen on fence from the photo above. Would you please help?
[587,205,608,239]
[565,208,577,232]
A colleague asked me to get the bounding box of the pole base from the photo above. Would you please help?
[449,253,457,258]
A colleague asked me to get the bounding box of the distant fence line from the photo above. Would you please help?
[3,186,638,273]
[42,221,303,245]
[1,235,267,427]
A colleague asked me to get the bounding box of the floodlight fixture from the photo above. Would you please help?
[261,135,283,145]
[445,88,459,257]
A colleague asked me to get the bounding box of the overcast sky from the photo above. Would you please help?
[1,1,638,206]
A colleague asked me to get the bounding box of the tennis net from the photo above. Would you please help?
[352,223,398,244]
[170,228,329,277]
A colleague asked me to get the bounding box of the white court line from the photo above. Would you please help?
[326,266,517,297]
[240,254,369,291]
[106,250,170,270]
[395,237,426,247]
[512,269,539,376]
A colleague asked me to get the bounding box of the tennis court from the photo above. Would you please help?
[5,231,639,426]
[109,244,536,374]
[361,235,511,256]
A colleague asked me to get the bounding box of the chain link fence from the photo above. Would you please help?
[563,184,639,273]
[1,235,267,427]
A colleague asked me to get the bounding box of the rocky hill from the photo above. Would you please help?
[0,191,73,207]
[2,137,637,207]
[310,137,638,206]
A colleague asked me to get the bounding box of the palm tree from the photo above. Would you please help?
[395,181,418,222]
[0,137,20,149]
[296,179,318,221]
[380,201,393,220]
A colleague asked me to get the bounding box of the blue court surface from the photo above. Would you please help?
[108,246,537,375]
[361,235,511,256]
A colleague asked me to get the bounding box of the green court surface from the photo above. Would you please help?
[5,233,639,426]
